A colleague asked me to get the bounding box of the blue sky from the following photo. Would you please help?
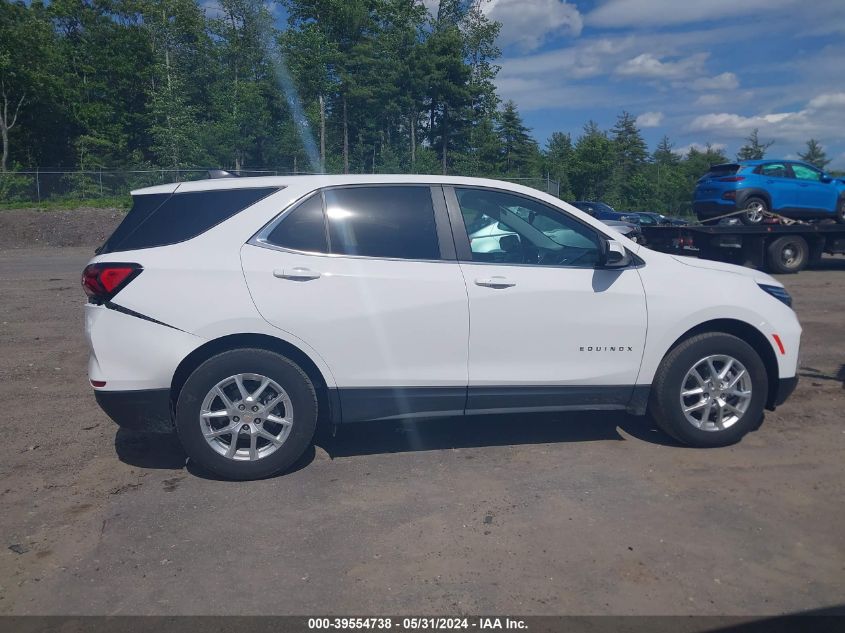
[481,0,845,168]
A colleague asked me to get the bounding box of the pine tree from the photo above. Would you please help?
[798,139,830,170]
[653,135,679,166]
[736,128,773,161]
[545,132,574,198]
[570,121,614,200]
[608,111,648,207]
[496,101,537,175]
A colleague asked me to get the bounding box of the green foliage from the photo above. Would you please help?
[0,0,838,215]
[570,122,614,201]
[496,101,539,176]
[798,139,830,170]
[0,169,34,201]
[736,128,774,161]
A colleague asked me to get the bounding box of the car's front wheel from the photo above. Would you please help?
[175,348,318,480]
[648,332,768,447]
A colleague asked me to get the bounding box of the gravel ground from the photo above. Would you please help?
[0,238,843,616]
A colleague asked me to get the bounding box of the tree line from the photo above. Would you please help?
[0,0,837,214]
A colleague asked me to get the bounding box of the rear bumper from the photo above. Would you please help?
[95,388,173,433]
[771,375,799,409]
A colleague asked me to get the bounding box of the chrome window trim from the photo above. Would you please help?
[248,184,455,264]
[443,184,643,271]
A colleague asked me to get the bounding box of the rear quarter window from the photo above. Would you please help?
[100,187,279,253]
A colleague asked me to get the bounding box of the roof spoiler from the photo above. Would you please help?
[207,169,240,179]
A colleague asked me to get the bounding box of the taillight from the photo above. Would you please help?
[718,176,745,182]
[82,263,142,303]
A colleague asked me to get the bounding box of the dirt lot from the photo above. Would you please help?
[0,212,843,615]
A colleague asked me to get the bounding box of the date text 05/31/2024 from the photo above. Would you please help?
[307,618,528,630]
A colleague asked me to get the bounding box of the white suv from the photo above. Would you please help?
[83,175,801,480]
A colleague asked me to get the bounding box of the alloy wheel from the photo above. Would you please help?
[680,355,752,431]
[744,201,765,223]
[199,373,293,461]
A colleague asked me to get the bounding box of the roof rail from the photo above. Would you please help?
[207,169,239,179]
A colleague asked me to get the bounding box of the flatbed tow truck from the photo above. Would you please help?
[639,215,845,274]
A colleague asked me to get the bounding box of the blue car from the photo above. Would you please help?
[571,201,641,224]
[694,160,845,225]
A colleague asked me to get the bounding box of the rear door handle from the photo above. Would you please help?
[273,267,321,281]
[475,276,516,289]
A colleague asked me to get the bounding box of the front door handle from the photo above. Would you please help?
[273,267,321,281]
[475,276,516,289]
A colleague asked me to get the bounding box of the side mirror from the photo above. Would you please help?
[600,239,631,268]
[820,175,832,183]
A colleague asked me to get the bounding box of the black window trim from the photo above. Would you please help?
[102,185,282,254]
[443,184,642,271]
[250,183,457,263]
[755,162,792,179]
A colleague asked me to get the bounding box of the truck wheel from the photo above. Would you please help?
[765,235,808,274]
[739,197,767,225]
[175,348,318,480]
[836,198,845,224]
[648,332,768,447]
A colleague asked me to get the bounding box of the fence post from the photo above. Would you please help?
[36,168,41,204]
[99,169,103,197]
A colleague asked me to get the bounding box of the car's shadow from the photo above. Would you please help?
[321,410,681,458]
[114,410,682,479]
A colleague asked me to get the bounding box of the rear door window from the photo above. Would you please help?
[100,187,278,253]
[265,193,328,253]
[758,163,790,178]
[324,186,440,260]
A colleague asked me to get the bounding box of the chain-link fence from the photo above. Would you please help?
[0,169,289,205]
[0,169,562,206]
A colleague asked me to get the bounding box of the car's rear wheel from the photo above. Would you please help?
[836,198,845,224]
[648,332,768,447]
[765,235,808,274]
[739,197,767,225]
[176,348,317,480]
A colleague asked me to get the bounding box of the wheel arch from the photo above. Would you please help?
[736,188,772,210]
[170,333,340,427]
[664,318,780,410]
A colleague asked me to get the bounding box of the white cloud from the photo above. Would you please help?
[587,0,800,28]
[691,72,739,91]
[615,53,708,80]
[807,93,845,109]
[688,92,845,144]
[673,142,727,156]
[636,111,664,128]
[482,0,582,51]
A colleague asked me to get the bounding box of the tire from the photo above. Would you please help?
[175,348,318,480]
[765,235,808,274]
[738,196,767,225]
[836,198,845,224]
[648,332,768,447]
